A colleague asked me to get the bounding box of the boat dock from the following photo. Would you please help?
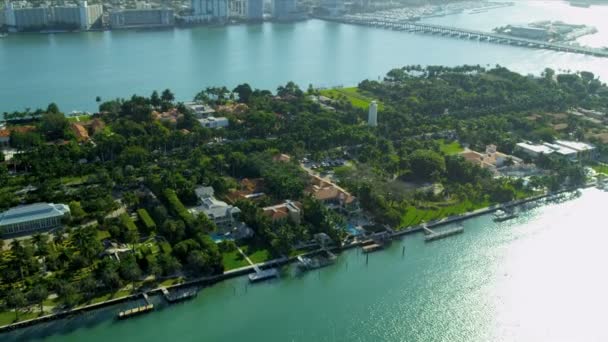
[161,287,198,304]
[248,267,279,283]
[117,293,154,320]
[423,225,464,242]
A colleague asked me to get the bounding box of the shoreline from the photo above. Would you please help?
[0,186,587,334]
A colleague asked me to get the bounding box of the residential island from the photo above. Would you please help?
[0,65,607,328]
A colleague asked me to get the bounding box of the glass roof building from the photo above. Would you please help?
[0,203,70,235]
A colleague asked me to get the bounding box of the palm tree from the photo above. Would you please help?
[6,289,26,321]
[27,284,48,315]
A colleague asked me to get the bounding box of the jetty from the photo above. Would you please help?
[423,224,464,242]
[296,250,337,271]
[117,293,154,320]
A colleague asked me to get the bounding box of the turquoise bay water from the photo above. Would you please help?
[1,1,608,112]
[5,188,608,341]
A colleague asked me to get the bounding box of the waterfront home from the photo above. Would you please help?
[0,203,70,235]
[263,200,302,224]
[184,102,216,118]
[516,140,597,160]
[198,117,229,129]
[190,186,241,233]
[306,175,360,215]
[226,178,266,203]
[459,145,521,174]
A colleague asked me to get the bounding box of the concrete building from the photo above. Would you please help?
[516,140,597,161]
[184,102,216,117]
[515,142,555,158]
[508,26,549,40]
[263,200,302,224]
[191,0,228,22]
[368,100,378,127]
[229,0,247,18]
[190,186,241,232]
[247,0,263,20]
[0,203,70,235]
[3,1,101,31]
[319,0,345,17]
[198,116,229,128]
[110,8,174,29]
[272,0,305,21]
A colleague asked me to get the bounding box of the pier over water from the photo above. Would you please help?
[322,17,608,58]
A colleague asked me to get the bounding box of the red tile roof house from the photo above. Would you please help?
[262,200,303,224]
[305,175,360,215]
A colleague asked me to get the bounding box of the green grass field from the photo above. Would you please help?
[319,87,384,110]
[592,164,608,175]
[438,139,463,155]
[222,250,250,270]
[67,114,92,123]
[399,199,490,229]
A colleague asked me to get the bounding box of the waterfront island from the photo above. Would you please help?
[0,65,607,330]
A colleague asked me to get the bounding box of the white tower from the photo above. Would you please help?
[368,100,378,127]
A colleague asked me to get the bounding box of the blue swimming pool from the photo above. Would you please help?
[345,224,363,236]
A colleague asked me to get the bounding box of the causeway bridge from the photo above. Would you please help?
[325,17,608,58]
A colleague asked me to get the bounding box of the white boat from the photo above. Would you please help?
[493,209,518,222]
[248,268,279,283]
[0,33,7,38]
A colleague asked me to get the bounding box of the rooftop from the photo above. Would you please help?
[0,203,70,227]
[516,142,555,155]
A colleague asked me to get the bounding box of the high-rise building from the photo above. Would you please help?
[320,0,344,17]
[3,1,102,31]
[192,0,228,21]
[228,0,246,18]
[273,0,295,20]
[110,8,174,28]
[368,101,378,127]
[247,0,263,20]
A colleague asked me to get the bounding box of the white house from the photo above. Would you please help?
[190,186,241,232]
[198,116,229,129]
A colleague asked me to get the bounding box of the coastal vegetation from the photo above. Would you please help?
[0,65,607,326]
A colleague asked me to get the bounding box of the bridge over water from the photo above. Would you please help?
[324,17,608,58]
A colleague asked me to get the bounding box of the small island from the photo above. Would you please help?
[0,65,607,330]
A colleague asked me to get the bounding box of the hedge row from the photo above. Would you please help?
[163,189,195,227]
[137,208,156,231]
[119,213,138,231]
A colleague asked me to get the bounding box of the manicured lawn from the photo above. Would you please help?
[87,289,132,305]
[0,309,40,327]
[222,250,250,270]
[592,164,608,175]
[96,229,111,241]
[239,244,272,264]
[67,114,92,122]
[399,199,490,229]
[60,175,89,185]
[319,87,384,110]
[438,139,463,155]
